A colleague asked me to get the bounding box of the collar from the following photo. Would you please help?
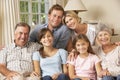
[47,23,62,32]
[12,41,28,49]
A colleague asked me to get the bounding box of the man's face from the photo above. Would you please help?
[14,26,29,47]
[48,10,63,28]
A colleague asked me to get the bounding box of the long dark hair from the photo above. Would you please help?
[73,34,95,54]
[38,28,53,57]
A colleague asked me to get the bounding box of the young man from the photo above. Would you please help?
[29,4,72,51]
[0,22,42,80]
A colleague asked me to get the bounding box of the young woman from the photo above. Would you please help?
[30,28,69,80]
[63,11,98,46]
[95,26,120,80]
[67,34,104,80]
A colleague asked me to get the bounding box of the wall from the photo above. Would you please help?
[79,0,120,34]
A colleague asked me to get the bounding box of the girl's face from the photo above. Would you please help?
[97,31,111,45]
[75,39,89,54]
[65,16,78,30]
[40,31,53,47]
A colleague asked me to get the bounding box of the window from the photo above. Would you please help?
[19,0,49,26]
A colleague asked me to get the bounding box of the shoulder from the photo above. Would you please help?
[33,51,41,60]
[87,23,96,31]
[89,53,101,63]
[89,53,100,59]
[0,43,16,55]
[2,43,15,50]
[58,49,68,55]
[27,42,42,50]
[116,45,120,49]
[58,48,68,52]
[32,23,48,31]
[27,41,41,46]
[58,24,71,31]
[33,51,40,56]
[113,45,120,53]
[35,23,47,29]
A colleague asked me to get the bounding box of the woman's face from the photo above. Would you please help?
[97,31,111,45]
[75,39,89,54]
[40,31,54,47]
[65,16,78,30]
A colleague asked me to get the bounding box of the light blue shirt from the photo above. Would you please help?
[32,49,68,77]
[29,23,72,49]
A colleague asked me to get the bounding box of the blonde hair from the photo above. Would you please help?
[63,11,81,24]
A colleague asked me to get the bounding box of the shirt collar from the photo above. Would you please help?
[12,41,28,49]
[46,23,62,32]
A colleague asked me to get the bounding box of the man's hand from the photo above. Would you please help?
[6,71,20,80]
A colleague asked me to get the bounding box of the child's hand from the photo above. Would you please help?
[81,77,90,80]
[52,73,60,80]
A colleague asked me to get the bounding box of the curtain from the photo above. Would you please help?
[0,0,20,45]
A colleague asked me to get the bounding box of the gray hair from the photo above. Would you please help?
[96,23,112,35]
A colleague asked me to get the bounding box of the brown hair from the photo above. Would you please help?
[38,28,53,57]
[38,28,53,44]
[48,4,64,15]
[15,22,31,33]
[73,34,95,54]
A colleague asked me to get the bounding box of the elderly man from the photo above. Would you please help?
[0,22,41,80]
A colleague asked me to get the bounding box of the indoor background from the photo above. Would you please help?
[0,0,120,46]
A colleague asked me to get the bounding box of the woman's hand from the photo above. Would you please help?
[52,73,60,80]
[114,41,120,46]
[101,69,111,77]
[30,71,40,77]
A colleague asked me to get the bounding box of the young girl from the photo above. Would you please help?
[67,34,103,80]
[31,28,69,80]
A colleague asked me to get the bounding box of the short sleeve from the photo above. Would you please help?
[117,46,120,65]
[93,55,101,65]
[67,59,76,65]
[32,51,40,61]
[59,49,68,64]
[0,48,7,64]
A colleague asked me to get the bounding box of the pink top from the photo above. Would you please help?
[68,53,101,80]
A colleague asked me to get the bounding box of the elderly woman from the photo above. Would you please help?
[95,24,120,80]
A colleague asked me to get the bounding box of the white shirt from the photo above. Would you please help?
[96,46,120,76]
